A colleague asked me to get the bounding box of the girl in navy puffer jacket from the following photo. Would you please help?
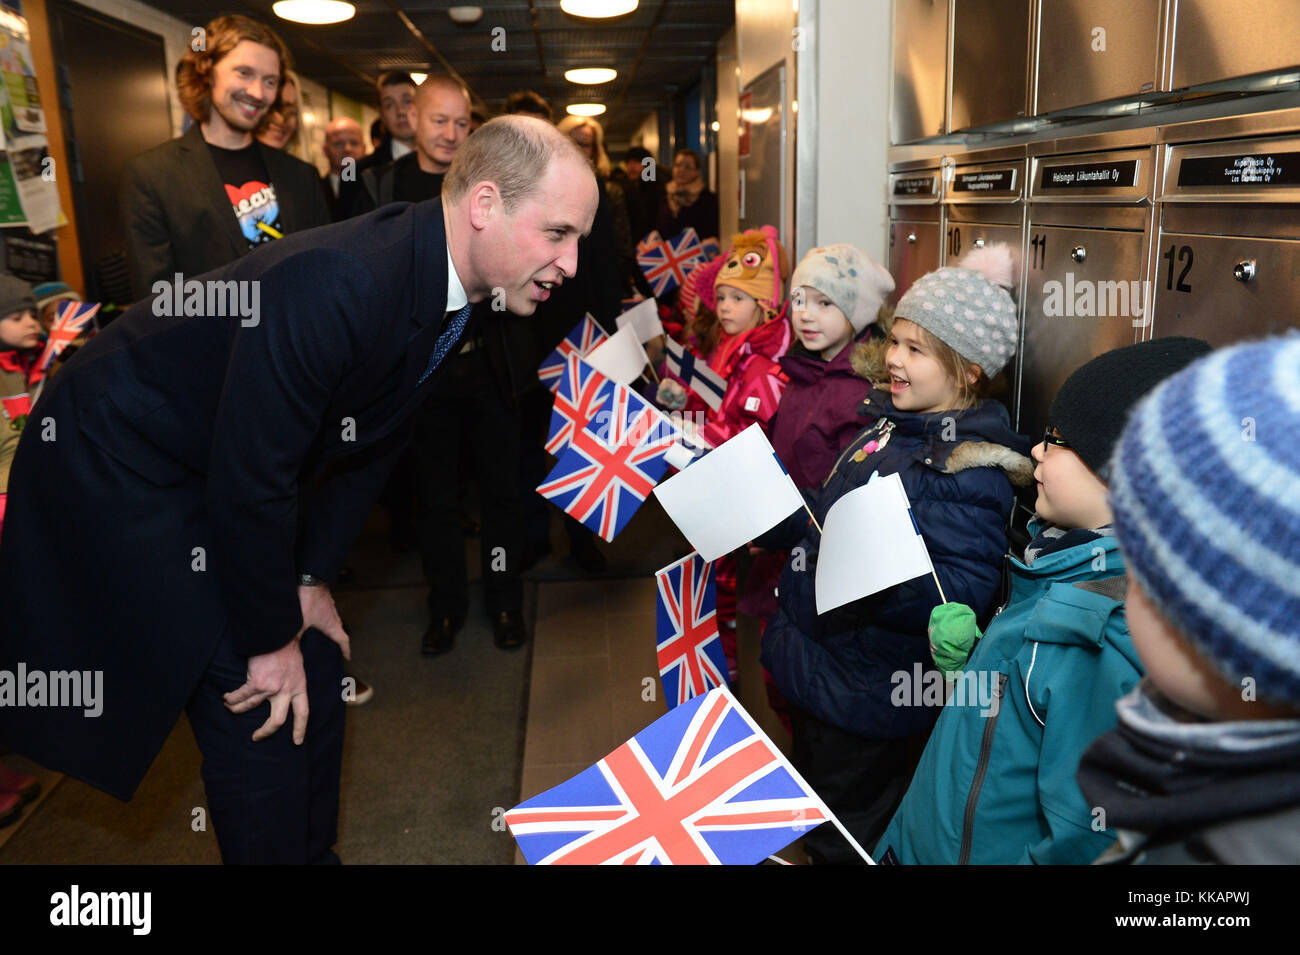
[759,245,1033,863]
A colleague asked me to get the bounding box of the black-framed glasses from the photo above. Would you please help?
[1042,426,1070,450]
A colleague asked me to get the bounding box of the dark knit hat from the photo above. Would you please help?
[0,271,35,320]
[1049,336,1212,482]
[1109,335,1300,706]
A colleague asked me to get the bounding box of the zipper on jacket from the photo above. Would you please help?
[958,672,1008,865]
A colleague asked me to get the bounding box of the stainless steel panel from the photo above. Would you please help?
[1147,233,1300,345]
[1018,224,1144,436]
[892,0,950,143]
[887,220,943,300]
[1035,0,1161,114]
[889,169,942,205]
[1160,135,1300,204]
[950,0,1031,131]
[1170,0,1300,90]
[942,221,1025,280]
[1030,147,1154,202]
[942,159,1026,202]
[1158,106,1300,146]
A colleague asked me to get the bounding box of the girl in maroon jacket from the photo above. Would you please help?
[742,245,896,729]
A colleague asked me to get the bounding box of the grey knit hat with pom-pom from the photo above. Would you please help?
[894,244,1019,376]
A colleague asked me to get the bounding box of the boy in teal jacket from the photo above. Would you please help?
[876,337,1211,865]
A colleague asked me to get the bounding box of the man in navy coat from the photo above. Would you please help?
[0,116,598,863]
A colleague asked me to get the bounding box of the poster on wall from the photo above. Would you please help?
[0,5,61,233]
[4,229,57,283]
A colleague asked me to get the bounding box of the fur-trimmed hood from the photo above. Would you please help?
[854,387,1036,488]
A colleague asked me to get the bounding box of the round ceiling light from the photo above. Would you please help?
[272,0,356,24]
[560,0,638,18]
[566,103,607,117]
[565,67,618,85]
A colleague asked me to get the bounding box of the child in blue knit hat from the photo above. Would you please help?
[876,336,1210,865]
[1076,335,1300,864]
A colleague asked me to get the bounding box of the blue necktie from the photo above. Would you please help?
[419,302,473,386]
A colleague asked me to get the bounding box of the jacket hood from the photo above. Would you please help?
[857,387,1035,487]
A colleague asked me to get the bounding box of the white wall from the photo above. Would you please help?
[810,0,891,262]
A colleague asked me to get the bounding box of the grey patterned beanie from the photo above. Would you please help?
[790,244,895,335]
[894,244,1019,376]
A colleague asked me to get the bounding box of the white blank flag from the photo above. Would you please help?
[815,472,935,614]
[584,324,649,385]
[616,296,664,342]
[653,424,805,562]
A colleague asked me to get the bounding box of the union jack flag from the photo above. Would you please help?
[637,228,706,297]
[636,230,662,255]
[656,552,727,707]
[664,337,727,411]
[536,382,678,542]
[546,354,610,455]
[538,313,608,391]
[621,290,646,313]
[31,301,100,384]
[505,685,832,864]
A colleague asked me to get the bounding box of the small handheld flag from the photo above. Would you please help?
[655,552,727,708]
[504,685,867,864]
[31,301,100,384]
[663,337,727,412]
[637,228,706,297]
[546,353,611,455]
[537,313,608,391]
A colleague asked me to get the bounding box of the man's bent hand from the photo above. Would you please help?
[221,584,352,743]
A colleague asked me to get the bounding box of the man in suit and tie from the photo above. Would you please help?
[320,117,365,222]
[120,15,331,301]
[0,116,599,863]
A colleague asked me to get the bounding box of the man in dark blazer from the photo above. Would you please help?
[0,116,598,863]
[120,15,330,301]
[355,71,419,179]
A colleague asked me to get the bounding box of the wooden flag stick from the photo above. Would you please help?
[803,499,823,536]
[645,360,660,384]
[930,568,948,604]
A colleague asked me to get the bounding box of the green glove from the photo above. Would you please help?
[929,602,981,676]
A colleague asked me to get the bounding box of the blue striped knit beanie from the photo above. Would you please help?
[1109,334,1300,705]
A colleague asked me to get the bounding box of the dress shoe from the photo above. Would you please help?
[0,760,40,805]
[422,615,464,656]
[492,611,529,650]
[344,675,374,705]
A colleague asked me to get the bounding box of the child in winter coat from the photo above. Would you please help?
[876,336,1212,865]
[656,226,792,681]
[1076,336,1300,865]
[759,244,1033,863]
[742,245,895,728]
[0,274,42,535]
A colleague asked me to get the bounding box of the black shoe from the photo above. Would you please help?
[422,616,464,656]
[492,611,529,651]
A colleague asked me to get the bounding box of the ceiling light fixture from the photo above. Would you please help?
[410,72,428,84]
[448,6,483,24]
[560,0,638,19]
[272,0,355,25]
[564,67,617,85]
[566,103,607,116]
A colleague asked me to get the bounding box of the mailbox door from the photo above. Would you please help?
[942,222,1024,281]
[1018,224,1144,437]
[1035,0,1162,114]
[1149,233,1300,346]
[950,0,1031,131]
[1170,0,1300,90]
[892,0,950,143]
[888,220,943,301]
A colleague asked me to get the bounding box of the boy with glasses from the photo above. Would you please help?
[875,337,1211,865]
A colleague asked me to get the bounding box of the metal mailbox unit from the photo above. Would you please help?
[1033,0,1164,115]
[886,158,945,300]
[891,0,949,144]
[949,0,1032,132]
[1165,0,1300,91]
[1147,108,1300,347]
[1017,131,1157,441]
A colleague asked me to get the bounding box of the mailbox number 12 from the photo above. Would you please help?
[1163,244,1194,293]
